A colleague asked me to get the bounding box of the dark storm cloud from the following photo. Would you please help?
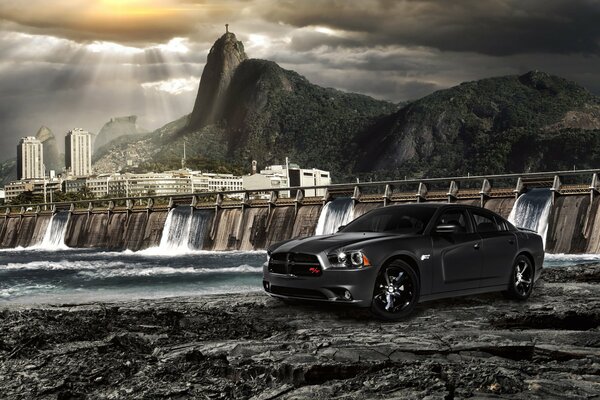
[263,0,600,56]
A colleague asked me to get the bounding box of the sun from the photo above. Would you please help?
[96,0,172,16]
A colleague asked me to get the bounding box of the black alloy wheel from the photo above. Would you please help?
[504,254,534,300]
[370,260,420,320]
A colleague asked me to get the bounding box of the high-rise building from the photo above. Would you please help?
[17,137,44,180]
[65,128,92,177]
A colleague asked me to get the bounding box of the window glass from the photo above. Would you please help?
[437,210,469,233]
[472,211,504,232]
[342,206,436,234]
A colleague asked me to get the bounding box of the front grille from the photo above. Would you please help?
[268,252,322,277]
[270,285,327,299]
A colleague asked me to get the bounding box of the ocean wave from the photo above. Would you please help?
[76,264,262,278]
[132,247,267,256]
[0,260,132,271]
[544,253,600,267]
[0,283,56,299]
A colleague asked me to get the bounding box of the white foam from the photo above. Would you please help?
[544,253,600,267]
[76,264,262,279]
[132,247,267,257]
[0,283,56,299]
[0,260,130,271]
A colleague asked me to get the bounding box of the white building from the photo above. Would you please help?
[243,165,289,198]
[288,166,331,197]
[5,178,62,203]
[203,173,245,192]
[65,128,92,177]
[17,137,44,180]
[80,170,243,198]
[243,162,330,197]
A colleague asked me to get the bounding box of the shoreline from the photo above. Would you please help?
[0,266,599,398]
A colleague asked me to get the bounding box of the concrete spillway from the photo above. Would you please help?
[0,193,599,253]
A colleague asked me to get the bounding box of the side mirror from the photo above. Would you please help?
[435,223,460,234]
[337,225,346,232]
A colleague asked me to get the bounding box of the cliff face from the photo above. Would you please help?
[186,32,247,132]
[35,126,61,172]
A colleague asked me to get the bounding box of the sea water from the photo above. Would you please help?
[0,247,593,303]
[0,248,265,303]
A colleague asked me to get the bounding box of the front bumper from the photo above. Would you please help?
[262,263,380,307]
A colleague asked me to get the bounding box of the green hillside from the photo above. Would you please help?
[355,71,600,179]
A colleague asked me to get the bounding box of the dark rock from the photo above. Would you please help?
[0,265,599,398]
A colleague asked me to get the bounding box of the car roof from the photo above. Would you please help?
[380,202,503,217]
[382,203,479,209]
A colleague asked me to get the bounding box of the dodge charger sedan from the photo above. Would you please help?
[263,203,543,320]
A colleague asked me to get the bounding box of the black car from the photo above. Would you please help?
[263,203,544,320]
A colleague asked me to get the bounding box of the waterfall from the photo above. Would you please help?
[159,207,193,251]
[508,188,552,248]
[39,212,70,248]
[158,207,214,251]
[315,197,355,235]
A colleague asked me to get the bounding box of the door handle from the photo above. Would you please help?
[508,239,515,245]
[474,243,480,250]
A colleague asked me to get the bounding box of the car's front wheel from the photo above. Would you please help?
[504,254,534,300]
[370,260,419,320]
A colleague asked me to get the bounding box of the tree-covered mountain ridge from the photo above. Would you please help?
[91,32,600,181]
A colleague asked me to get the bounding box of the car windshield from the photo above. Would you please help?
[340,206,436,234]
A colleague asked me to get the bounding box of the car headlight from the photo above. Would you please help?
[328,250,371,268]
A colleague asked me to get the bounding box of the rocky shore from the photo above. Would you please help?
[1,266,599,399]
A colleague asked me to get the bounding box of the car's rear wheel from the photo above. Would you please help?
[370,260,419,320]
[504,254,534,300]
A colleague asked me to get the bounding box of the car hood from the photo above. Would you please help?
[271,232,411,254]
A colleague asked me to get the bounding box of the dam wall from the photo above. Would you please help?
[0,193,596,254]
[2,169,600,254]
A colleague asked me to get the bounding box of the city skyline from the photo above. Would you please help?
[0,1,599,162]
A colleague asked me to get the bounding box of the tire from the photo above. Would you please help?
[370,260,420,320]
[504,254,534,300]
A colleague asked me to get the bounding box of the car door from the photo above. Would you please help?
[470,210,517,287]
[431,208,483,293]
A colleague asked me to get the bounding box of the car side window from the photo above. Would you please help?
[437,210,470,233]
[472,211,505,232]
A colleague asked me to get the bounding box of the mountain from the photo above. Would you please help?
[0,159,16,186]
[92,33,600,182]
[93,115,147,153]
[355,71,600,178]
[187,32,248,131]
[93,32,397,176]
[35,126,62,172]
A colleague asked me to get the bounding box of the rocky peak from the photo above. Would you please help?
[35,125,54,142]
[35,125,61,171]
[94,115,146,153]
[187,31,247,131]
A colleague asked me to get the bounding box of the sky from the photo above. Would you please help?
[0,0,599,161]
